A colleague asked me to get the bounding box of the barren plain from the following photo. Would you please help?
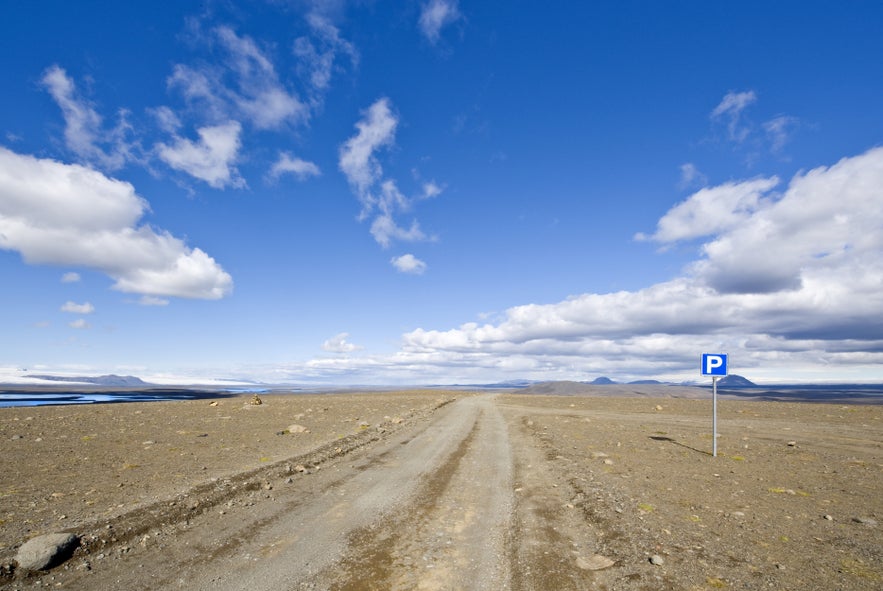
[1,388,880,590]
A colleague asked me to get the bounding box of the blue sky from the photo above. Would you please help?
[1,1,882,385]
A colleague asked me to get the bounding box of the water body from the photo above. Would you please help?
[0,388,266,408]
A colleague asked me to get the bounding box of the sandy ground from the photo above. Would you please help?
[0,389,880,590]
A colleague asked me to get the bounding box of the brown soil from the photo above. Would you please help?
[0,390,880,590]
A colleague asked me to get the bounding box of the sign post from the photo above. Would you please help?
[700,354,728,457]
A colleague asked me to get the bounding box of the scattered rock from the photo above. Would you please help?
[787,441,797,447]
[655,405,663,411]
[650,554,665,566]
[852,517,877,527]
[576,554,615,570]
[823,514,833,521]
[287,424,310,434]
[15,533,79,571]
[591,451,609,459]
[249,395,263,406]
[11,435,23,440]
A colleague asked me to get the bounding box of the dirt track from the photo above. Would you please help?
[2,391,881,590]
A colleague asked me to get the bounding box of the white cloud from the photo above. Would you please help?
[711,90,757,143]
[269,152,321,181]
[294,11,359,99]
[421,181,443,199]
[638,176,780,243]
[678,163,707,189]
[61,301,94,314]
[339,98,398,201]
[372,215,426,248]
[139,295,170,306]
[383,146,883,382]
[69,318,89,330]
[339,100,438,249]
[322,332,363,353]
[156,121,244,188]
[61,272,81,283]
[0,147,233,300]
[419,0,462,44]
[168,27,307,131]
[41,65,134,170]
[391,253,427,274]
[763,115,799,153]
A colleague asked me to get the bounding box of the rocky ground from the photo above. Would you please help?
[0,389,880,589]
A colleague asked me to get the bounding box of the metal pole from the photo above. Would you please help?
[712,376,718,457]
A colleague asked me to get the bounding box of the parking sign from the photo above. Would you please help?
[701,353,728,376]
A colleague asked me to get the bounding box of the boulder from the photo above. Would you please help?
[15,533,79,571]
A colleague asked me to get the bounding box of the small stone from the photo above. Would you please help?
[655,405,663,411]
[576,554,615,570]
[11,435,23,440]
[852,517,877,527]
[603,459,614,465]
[287,424,309,434]
[650,554,664,566]
[787,441,797,447]
[823,514,833,521]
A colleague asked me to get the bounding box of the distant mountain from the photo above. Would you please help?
[26,374,150,387]
[590,377,617,385]
[629,379,663,385]
[717,374,756,388]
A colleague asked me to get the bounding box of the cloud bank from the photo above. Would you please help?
[276,147,883,384]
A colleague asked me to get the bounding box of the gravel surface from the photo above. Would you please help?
[1,390,880,590]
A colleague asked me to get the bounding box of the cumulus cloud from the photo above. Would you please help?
[391,253,427,274]
[637,176,780,243]
[61,301,94,314]
[61,272,81,283]
[419,0,462,44]
[322,332,363,353]
[0,147,233,300]
[269,152,321,181]
[41,65,134,170]
[390,146,883,381]
[156,121,244,188]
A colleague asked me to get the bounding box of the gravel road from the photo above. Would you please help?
[43,395,561,590]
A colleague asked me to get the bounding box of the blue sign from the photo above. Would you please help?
[701,353,728,376]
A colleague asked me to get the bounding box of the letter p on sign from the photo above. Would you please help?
[701,353,728,376]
